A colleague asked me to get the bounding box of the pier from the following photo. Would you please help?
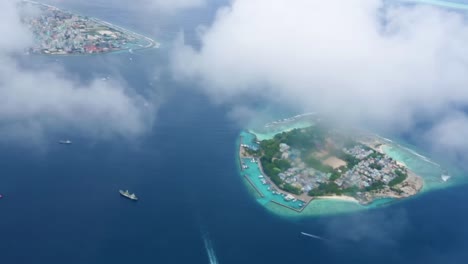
[243,175,265,198]
[270,197,314,213]
[239,132,315,213]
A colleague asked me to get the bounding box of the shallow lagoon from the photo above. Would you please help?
[239,122,467,217]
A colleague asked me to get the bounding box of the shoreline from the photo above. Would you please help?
[23,0,160,56]
[315,195,360,203]
[238,114,466,217]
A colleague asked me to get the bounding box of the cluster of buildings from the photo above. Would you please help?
[269,142,406,194]
[277,143,330,193]
[22,3,138,55]
[343,145,374,160]
[337,147,404,189]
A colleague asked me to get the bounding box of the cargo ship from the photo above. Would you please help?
[119,190,138,201]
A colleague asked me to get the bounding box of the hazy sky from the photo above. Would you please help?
[0,0,155,145]
[5,0,468,161]
[170,0,468,161]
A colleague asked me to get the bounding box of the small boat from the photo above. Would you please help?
[119,190,138,201]
[441,170,451,182]
[0,194,3,199]
[58,140,72,145]
[441,174,451,182]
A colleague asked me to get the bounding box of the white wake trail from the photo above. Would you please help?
[203,233,218,264]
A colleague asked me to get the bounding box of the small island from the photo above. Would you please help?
[239,117,424,212]
[19,0,158,55]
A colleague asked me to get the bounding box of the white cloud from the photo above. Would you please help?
[424,111,468,162]
[145,0,207,12]
[0,0,155,144]
[170,0,468,140]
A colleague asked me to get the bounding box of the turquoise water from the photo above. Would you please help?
[405,0,468,10]
[240,131,259,150]
[239,124,468,217]
[239,131,305,212]
[249,121,313,141]
[382,142,466,192]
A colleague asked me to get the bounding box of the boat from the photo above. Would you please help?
[284,194,295,201]
[0,194,3,199]
[441,173,451,182]
[58,140,72,145]
[119,190,138,201]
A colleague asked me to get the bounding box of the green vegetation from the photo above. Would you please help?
[342,186,360,195]
[253,123,415,202]
[274,159,291,171]
[391,187,403,195]
[273,126,327,151]
[369,163,383,170]
[283,183,302,195]
[260,139,280,161]
[329,171,342,181]
[262,160,282,185]
[260,138,297,192]
[389,169,408,186]
[369,151,384,159]
[341,153,360,169]
[245,148,260,156]
[304,156,334,173]
[308,182,342,196]
[365,181,385,191]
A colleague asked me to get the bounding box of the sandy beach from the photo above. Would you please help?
[316,195,360,203]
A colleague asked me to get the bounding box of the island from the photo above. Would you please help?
[19,0,159,55]
[239,114,428,214]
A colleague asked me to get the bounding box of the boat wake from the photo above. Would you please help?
[301,232,328,241]
[203,233,218,264]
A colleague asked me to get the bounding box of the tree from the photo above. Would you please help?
[389,170,407,186]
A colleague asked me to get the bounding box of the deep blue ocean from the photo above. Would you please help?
[1,1,468,263]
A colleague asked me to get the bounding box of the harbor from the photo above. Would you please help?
[239,131,311,212]
[20,0,159,55]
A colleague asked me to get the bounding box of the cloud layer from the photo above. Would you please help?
[145,0,206,12]
[171,0,468,158]
[0,0,154,144]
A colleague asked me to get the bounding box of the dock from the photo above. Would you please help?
[239,133,315,213]
[270,198,314,213]
[244,175,265,198]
